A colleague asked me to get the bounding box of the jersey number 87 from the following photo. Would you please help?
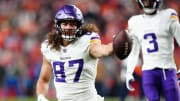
[52,59,84,82]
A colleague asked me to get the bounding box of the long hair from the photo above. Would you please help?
[46,23,99,51]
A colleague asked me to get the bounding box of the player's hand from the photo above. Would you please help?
[126,73,135,91]
[37,94,49,101]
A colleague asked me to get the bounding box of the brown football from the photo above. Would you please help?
[113,30,132,60]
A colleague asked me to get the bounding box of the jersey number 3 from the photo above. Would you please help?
[53,59,84,82]
[144,33,159,53]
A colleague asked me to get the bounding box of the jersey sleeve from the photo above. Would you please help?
[127,17,141,74]
[128,16,137,36]
[89,32,101,44]
[168,8,179,22]
[126,35,141,74]
[40,40,51,60]
[168,9,180,46]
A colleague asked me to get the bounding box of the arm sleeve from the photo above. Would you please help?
[169,9,180,46]
[40,40,50,60]
[126,35,141,74]
[126,16,141,74]
[170,21,180,46]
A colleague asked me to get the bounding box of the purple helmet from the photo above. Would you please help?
[137,0,161,14]
[55,4,84,41]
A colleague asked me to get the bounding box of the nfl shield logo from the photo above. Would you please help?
[63,48,67,53]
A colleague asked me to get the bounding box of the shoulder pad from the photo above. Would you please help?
[166,8,179,21]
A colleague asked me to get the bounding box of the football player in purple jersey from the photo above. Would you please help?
[126,0,180,101]
[36,4,113,101]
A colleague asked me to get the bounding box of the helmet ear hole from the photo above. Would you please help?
[56,20,61,26]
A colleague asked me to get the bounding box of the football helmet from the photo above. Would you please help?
[55,4,84,41]
[137,0,161,14]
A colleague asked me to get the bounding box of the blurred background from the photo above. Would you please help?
[0,0,180,101]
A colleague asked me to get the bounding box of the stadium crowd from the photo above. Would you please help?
[0,0,180,100]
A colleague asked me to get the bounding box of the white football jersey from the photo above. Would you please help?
[41,32,104,101]
[127,8,180,71]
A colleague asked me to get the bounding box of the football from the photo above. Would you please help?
[113,30,132,60]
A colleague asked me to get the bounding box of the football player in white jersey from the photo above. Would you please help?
[125,0,180,101]
[36,4,113,101]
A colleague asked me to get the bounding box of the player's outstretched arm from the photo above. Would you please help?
[89,42,113,58]
[36,56,53,101]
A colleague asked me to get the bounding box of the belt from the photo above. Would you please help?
[154,68,174,71]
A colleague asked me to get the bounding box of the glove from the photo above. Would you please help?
[37,94,49,101]
[96,95,104,101]
[126,73,135,91]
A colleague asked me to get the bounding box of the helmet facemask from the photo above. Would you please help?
[55,19,82,41]
[61,29,78,41]
[137,0,161,15]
